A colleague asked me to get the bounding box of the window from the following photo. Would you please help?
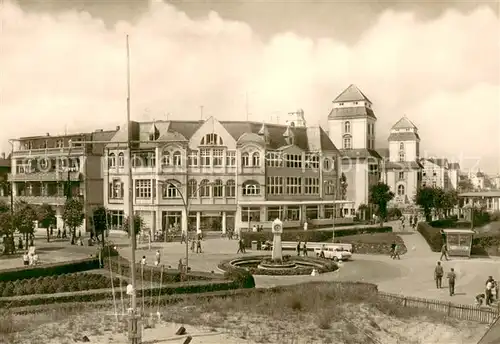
[266,177,283,195]
[200,149,210,166]
[225,179,235,197]
[108,153,116,168]
[56,140,63,148]
[432,181,437,187]
[286,177,302,195]
[399,142,404,150]
[397,184,405,196]
[242,180,260,195]
[399,152,405,162]
[199,179,210,197]
[187,179,197,198]
[172,151,182,166]
[252,152,260,166]
[241,152,250,167]
[287,206,300,221]
[163,182,180,199]
[323,158,331,171]
[118,153,125,167]
[343,136,352,149]
[39,158,49,170]
[213,149,223,167]
[27,141,33,150]
[226,151,236,167]
[213,179,223,197]
[304,177,319,194]
[344,121,351,133]
[324,180,335,195]
[266,151,282,167]
[398,172,405,180]
[267,207,283,221]
[135,180,152,199]
[241,207,260,222]
[147,153,156,167]
[188,150,198,166]
[305,153,319,169]
[285,154,302,168]
[367,123,370,135]
[109,179,124,199]
[201,133,223,146]
[305,206,319,220]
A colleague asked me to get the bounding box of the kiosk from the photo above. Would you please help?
[443,229,475,257]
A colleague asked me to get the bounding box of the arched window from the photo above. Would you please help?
[199,179,210,197]
[187,179,197,198]
[344,121,351,133]
[399,142,404,151]
[118,153,124,167]
[242,180,260,196]
[397,184,405,196]
[201,133,223,146]
[399,152,405,162]
[162,151,170,167]
[108,153,116,168]
[343,135,352,150]
[213,179,223,197]
[163,181,180,199]
[252,152,260,167]
[172,151,182,166]
[226,179,235,197]
[241,152,250,167]
[131,154,142,168]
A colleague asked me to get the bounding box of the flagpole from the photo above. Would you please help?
[126,34,140,344]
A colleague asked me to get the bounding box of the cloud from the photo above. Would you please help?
[0,2,499,172]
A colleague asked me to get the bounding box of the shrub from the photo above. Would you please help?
[471,233,500,256]
[0,258,99,282]
[387,208,402,220]
[417,223,443,252]
[429,219,471,229]
[241,226,393,247]
[223,268,256,289]
[490,211,500,222]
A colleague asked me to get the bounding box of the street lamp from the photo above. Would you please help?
[157,180,214,276]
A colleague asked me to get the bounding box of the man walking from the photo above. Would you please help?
[447,268,456,296]
[390,241,396,259]
[296,241,301,256]
[440,244,449,261]
[434,262,444,288]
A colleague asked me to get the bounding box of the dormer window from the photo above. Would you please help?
[339,102,344,106]
[344,121,351,133]
[399,142,404,150]
[201,133,223,146]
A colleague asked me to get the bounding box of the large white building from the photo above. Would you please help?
[328,84,381,213]
[383,116,422,205]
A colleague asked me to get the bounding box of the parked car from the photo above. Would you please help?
[314,245,352,262]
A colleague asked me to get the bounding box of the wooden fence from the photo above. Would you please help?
[379,291,500,324]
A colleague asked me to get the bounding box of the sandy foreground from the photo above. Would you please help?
[3,303,488,344]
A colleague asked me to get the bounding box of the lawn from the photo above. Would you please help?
[0,282,487,344]
[336,232,403,244]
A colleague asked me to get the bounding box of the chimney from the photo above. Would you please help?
[46,133,50,136]
[116,126,120,130]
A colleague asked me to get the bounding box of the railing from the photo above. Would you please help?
[379,292,499,324]
[8,172,81,182]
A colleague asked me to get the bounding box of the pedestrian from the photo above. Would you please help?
[390,241,396,258]
[485,276,494,306]
[319,245,325,259]
[237,239,244,254]
[252,225,257,232]
[296,241,301,256]
[400,217,405,231]
[141,256,147,265]
[180,232,185,244]
[302,242,308,256]
[178,258,184,273]
[57,228,61,238]
[447,268,456,296]
[434,261,444,289]
[22,251,29,266]
[440,244,449,261]
[303,221,308,231]
[196,239,202,253]
[393,244,401,260]
[155,250,161,266]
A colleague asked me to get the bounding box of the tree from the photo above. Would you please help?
[36,203,56,242]
[339,173,348,200]
[62,198,84,245]
[369,182,395,226]
[458,178,474,192]
[0,201,15,254]
[414,187,438,221]
[13,201,37,247]
[442,190,459,217]
[123,214,144,250]
[92,206,108,244]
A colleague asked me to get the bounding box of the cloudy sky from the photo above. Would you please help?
[1,0,499,173]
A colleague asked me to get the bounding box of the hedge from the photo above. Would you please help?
[417,223,443,252]
[241,226,393,247]
[471,233,500,256]
[0,279,239,308]
[429,219,471,229]
[218,255,338,276]
[0,258,100,282]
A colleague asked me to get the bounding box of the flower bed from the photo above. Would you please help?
[241,226,392,248]
[336,233,408,255]
[0,273,121,297]
[218,255,338,276]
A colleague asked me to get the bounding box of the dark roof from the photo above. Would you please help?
[328,106,377,120]
[449,162,460,170]
[392,116,417,130]
[333,84,372,104]
[376,148,390,159]
[108,118,339,153]
[476,171,485,177]
[339,149,382,160]
[385,161,423,170]
[388,132,420,142]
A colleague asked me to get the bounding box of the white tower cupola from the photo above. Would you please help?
[286,109,306,128]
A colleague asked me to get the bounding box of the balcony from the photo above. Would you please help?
[15,195,67,205]
[12,147,85,157]
[8,171,81,182]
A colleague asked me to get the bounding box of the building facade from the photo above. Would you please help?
[383,116,422,205]
[104,117,343,236]
[448,162,461,190]
[8,129,116,231]
[0,154,11,203]
[421,158,452,190]
[459,191,500,213]
[327,84,381,213]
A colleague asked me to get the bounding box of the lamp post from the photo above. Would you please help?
[158,180,214,276]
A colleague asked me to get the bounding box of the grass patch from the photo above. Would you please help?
[336,232,407,255]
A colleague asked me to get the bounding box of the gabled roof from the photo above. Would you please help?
[339,149,381,160]
[376,148,390,159]
[422,158,448,168]
[392,116,417,130]
[328,106,376,120]
[388,132,420,142]
[333,84,372,104]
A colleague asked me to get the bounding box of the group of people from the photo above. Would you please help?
[22,250,39,266]
[180,232,203,253]
[400,215,418,231]
[296,242,309,256]
[433,262,457,296]
[476,276,499,306]
[140,250,162,266]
